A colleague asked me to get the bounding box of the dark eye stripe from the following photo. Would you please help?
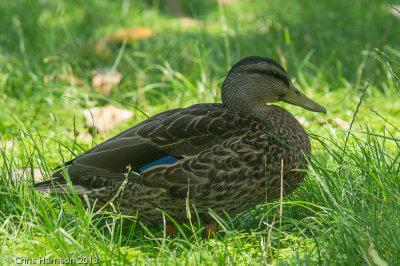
[243,69,290,87]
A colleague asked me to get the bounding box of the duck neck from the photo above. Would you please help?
[223,99,267,114]
[221,78,270,116]
[222,89,269,118]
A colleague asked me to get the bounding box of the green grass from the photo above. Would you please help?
[1,0,400,264]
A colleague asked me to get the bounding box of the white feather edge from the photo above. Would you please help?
[34,183,106,194]
[34,170,140,194]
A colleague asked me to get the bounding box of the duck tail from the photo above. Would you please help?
[33,178,101,194]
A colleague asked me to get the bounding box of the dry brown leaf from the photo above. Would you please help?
[69,131,94,142]
[258,21,273,34]
[106,27,155,43]
[44,73,84,86]
[315,117,327,125]
[179,17,199,27]
[216,0,238,5]
[334,118,350,129]
[245,13,256,22]
[166,0,189,16]
[295,116,312,127]
[314,117,350,129]
[91,69,122,96]
[77,131,94,142]
[13,168,44,181]
[57,73,84,87]
[91,39,113,58]
[83,105,134,133]
[5,140,15,150]
[389,5,400,17]
[43,74,51,83]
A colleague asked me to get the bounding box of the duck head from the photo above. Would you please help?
[221,56,327,114]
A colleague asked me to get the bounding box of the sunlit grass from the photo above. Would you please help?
[1,0,400,264]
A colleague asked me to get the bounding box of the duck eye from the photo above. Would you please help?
[279,93,287,100]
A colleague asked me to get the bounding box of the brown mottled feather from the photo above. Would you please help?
[35,104,310,223]
[34,56,317,224]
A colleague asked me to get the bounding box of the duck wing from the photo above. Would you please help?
[54,103,258,175]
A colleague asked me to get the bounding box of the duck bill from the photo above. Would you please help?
[281,84,327,114]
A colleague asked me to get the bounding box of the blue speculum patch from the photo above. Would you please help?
[138,155,180,172]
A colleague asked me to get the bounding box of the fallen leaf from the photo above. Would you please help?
[245,13,256,22]
[166,0,189,16]
[86,38,112,58]
[77,131,93,142]
[13,168,44,182]
[83,105,134,133]
[258,21,273,34]
[57,73,84,87]
[178,17,199,27]
[295,116,311,127]
[44,73,84,87]
[315,117,327,125]
[216,0,238,5]
[69,131,94,142]
[106,27,155,43]
[5,140,15,150]
[389,5,400,17]
[314,117,350,129]
[334,118,350,129]
[91,69,122,96]
[43,74,51,83]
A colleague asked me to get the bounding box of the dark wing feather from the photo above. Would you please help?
[59,108,185,171]
[36,103,266,193]
[63,103,250,174]
[73,138,170,172]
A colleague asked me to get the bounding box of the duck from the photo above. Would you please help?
[34,56,326,238]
